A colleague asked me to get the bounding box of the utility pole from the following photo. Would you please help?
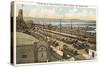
[71,20,72,35]
[59,19,62,32]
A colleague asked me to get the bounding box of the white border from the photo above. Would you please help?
[14,1,16,66]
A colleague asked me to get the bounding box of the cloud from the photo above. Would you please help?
[16,4,96,20]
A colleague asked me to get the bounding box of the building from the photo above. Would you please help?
[16,32,49,64]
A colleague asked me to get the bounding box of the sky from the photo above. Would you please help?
[16,3,96,20]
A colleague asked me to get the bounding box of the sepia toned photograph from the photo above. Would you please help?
[11,1,96,64]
